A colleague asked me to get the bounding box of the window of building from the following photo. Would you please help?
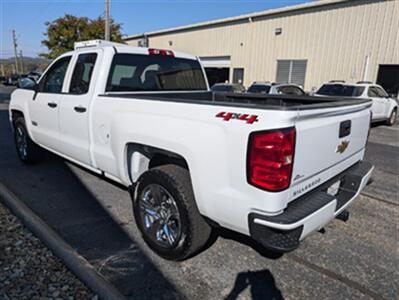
[276,60,307,87]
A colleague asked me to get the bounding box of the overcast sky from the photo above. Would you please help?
[1,0,310,58]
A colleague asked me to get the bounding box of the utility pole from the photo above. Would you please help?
[19,50,24,74]
[105,0,110,41]
[12,29,19,74]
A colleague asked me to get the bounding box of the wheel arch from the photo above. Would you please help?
[10,109,25,127]
[125,143,189,184]
[388,103,398,118]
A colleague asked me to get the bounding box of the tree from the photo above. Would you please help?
[40,14,123,59]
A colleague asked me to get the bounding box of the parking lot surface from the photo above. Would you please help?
[0,85,398,299]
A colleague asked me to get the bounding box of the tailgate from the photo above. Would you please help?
[290,102,371,198]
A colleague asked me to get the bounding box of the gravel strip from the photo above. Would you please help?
[0,202,97,300]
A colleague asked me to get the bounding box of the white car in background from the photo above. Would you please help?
[315,81,398,126]
[247,82,306,95]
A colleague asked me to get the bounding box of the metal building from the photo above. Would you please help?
[124,0,399,93]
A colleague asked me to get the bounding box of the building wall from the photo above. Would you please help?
[126,0,399,90]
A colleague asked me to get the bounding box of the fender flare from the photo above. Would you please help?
[125,143,189,183]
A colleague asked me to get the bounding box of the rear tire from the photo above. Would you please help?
[133,164,211,260]
[13,117,43,164]
[386,109,397,126]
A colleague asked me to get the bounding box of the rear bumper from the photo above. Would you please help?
[248,161,374,252]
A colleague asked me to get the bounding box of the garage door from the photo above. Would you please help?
[199,56,231,68]
[276,60,307,87]
[200,56,231,87]
[377,65,399,95]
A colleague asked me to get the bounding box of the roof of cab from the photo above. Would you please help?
[322,82,373,87]
[73,39,198,60]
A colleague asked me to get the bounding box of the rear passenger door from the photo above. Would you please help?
[58,50,100,165]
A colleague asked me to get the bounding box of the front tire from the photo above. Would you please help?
[13,117,43,164]
[386,109,397,126]
[133,165,211,260]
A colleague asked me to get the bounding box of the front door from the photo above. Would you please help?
[28,56,72,151]
[58,51,100,165]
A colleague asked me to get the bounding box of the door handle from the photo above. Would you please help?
[74,106,87,113]
[47,102,57,108]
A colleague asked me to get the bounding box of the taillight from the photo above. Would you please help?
[148,48,174,57]
[247,128,296,192]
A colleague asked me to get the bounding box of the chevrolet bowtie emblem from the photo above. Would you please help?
[336,140,349,154]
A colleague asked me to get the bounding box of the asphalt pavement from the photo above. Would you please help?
[0,85,398,300]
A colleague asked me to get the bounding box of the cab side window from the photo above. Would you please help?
[69,53,98,95]
[38,56,71,93]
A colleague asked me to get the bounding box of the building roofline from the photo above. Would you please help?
[124,0,348,41]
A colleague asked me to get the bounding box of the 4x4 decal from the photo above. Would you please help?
[215,112,259,124]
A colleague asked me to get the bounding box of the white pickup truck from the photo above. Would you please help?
[10,40,374,260]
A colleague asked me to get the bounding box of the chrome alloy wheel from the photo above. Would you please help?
[15,125,28,160]
[139,184,182,248]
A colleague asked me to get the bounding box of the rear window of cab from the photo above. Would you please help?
[106,53,207,92]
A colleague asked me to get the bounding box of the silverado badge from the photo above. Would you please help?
[336,140,350,154]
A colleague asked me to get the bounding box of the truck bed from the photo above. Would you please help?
[100,91,371,110]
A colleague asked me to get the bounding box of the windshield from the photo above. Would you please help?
[247,84,271,94]
[211,85,234,92]
[316,84,365,97]
[106,53,207,92]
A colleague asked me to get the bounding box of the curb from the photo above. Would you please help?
[0,182,126,300]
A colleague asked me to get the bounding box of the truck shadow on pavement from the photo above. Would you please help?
[0,111,182,299]
[0,109,284,299]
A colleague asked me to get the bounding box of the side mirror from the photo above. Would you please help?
[18,77,37,90]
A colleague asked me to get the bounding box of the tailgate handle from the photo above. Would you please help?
[339,120,351,138]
